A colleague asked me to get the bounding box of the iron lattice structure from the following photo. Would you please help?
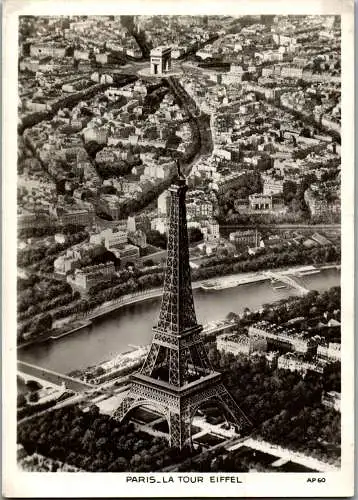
[113,173,251,449]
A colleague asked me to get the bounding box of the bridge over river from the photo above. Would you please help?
[264,271,309,296]
[18,360,95,393]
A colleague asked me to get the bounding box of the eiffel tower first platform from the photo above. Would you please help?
[113,167,251,449]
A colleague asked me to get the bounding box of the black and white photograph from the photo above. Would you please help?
[2,0,355,497]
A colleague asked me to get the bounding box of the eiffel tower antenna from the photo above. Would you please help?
[113,175,251,449]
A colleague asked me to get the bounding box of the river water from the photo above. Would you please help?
[18,268,340,374]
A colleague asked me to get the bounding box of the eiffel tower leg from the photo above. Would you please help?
[215,383,252,432]
[140,343,161,376]
[169,408,191,449]
[112,393,137,421]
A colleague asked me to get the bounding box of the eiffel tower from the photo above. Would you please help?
[113,164,251,449]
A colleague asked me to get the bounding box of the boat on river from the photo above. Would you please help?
[201,280,239,291]
[297,269,321,277]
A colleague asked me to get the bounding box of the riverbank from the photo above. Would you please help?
[49,320,93,340]
[18,320,93,350]
[18,263,340,351]
[18,266,340,373]
[198,263,339,292]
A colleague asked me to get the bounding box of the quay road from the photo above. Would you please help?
[56,286,236,328]
[18,360,95,393]
[18,360,133,394]
[54,283,200,328]
[74,287,164,323]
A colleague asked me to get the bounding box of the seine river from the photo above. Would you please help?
[18,268,340,374]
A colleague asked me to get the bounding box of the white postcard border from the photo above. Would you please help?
[2,0,354,497]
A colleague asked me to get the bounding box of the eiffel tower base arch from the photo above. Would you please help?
[113,373,251,450]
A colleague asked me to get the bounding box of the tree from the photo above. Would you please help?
[188,227,204,244]
[108,456,128,472]
[81,429,95,453]
[282,180,297,204]
[146,229,167,249]
[95,437,108,451]
[120,15,135,32]
[226,311,240,322]
[28,392,39,403]
[17,393,27,407]
[84,141,103,158]
[33,313,53,334]
[88,404,100,417]
[26,380,42,391]
[143,259,155,267]
[300,127,311,138]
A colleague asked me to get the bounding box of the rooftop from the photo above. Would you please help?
[150,46,172,56]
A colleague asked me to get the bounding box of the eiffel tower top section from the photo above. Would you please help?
[155,163,200,336]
